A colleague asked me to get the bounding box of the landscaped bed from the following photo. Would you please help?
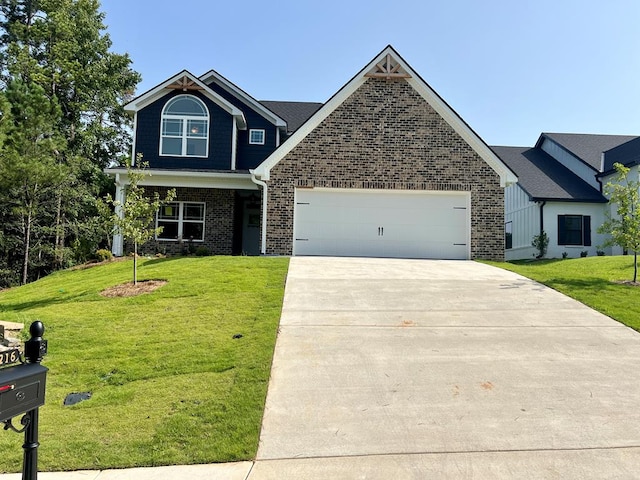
[0,256,289,473]
[485,255,640,332]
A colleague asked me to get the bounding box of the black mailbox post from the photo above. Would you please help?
[0,321,47,480]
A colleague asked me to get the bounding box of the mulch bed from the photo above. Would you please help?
[100,280,167,297]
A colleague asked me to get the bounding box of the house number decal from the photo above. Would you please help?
[0,349,20,367]
[378,227,384,236]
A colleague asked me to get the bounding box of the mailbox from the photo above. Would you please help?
[0,362,48,423]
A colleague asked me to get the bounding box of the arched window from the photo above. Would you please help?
[160,95,209,157]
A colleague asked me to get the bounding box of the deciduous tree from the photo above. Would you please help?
[101,157,175,285]
[598,162,640,283]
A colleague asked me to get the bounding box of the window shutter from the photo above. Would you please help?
[583,216,591,246]
[557,216,566,245]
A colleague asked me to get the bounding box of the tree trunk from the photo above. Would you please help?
[54,191,63,267]
[22,206,32,285]
[133,240,137,285]
[634,251,638,283]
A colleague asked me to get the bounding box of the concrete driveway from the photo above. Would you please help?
[251,257,640,479]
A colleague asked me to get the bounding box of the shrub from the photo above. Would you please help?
[531,231,549,259]
[562,252,568,259]
[95,249,113,262]
[195,246,210,257]
[580,251,588,257]
[597,250,605,256]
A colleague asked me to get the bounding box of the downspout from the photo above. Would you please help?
[231,121,237,170]
[539,201,546,234]
[537,201,546,259]
[250,171,268,255]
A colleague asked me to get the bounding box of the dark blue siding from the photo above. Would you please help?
[135,90,233,170]
[206,82,279,170]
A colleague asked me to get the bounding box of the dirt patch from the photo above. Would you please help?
[100,280,167,298]
[614,280,640,287]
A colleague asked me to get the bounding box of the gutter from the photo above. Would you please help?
[250,171,268,255]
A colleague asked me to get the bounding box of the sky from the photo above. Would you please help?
[99,0,640,147]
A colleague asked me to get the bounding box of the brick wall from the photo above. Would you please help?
[266,78,504,260]
[137,187,235,255]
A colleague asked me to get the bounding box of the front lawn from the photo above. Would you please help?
[0,256,289,473]
[485,256,640,331]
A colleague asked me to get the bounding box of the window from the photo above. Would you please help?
[156,202,205,241]
[160,95,209,157]
[558,215,591,246]
[249,129,265,145]
[505,221,513,250]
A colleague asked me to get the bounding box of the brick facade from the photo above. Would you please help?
[266,78,504,260]
[137,187,236,256]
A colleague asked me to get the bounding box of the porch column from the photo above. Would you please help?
[112,179,126,256]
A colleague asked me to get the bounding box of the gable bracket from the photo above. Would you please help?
[365,54,411,80]
[166,75,204,92]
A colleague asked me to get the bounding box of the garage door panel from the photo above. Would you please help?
[293,189,469,259]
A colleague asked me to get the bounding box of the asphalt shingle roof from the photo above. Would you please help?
[542,133,637,171]
[259,100,323,134]
[492,145,607,202]
[602,137,640,174]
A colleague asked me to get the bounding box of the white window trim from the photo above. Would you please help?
[156,201,206,242]
[159,95,210,158]
[249,129,265,145]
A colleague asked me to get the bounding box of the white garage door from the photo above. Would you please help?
[293,188,470,259]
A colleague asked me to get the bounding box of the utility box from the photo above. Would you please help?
[0,363,48,423]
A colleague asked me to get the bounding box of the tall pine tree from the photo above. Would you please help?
[0,0,140,285]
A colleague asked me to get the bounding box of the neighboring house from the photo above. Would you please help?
[108,45,519,260]
[493,133,639,260]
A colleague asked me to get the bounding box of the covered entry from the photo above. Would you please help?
[292,188,470,259]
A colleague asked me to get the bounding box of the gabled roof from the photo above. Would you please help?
[601,136,640,175]
[492,146,607,203]
[252,45,518,187]
[124,70,247,129]
[538,133,637,171]
[199,69,287,128]
[259,101,323,134]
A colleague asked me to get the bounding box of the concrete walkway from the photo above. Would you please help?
[3,257,640,479]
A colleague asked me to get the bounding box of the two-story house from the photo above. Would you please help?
[107,69,321,256]
[107,45,519,261]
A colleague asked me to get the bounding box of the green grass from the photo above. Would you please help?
[0,256,289,473]
[484,256,640,331]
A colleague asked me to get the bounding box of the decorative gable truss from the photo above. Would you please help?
[365,53,411,80]
[165,75,205,92]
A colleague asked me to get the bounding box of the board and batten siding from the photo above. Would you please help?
[505,183,539,260]
[540,138,599,190]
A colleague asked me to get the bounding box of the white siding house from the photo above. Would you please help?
[494,133,639,260]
